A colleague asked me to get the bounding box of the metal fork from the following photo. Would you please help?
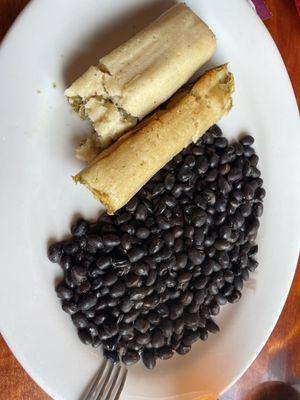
[83,359,127,400]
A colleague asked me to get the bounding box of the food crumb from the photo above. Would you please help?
[52,82,57,88]
[37,90,42,94]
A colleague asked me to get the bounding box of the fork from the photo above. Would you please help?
[83,359,127,400]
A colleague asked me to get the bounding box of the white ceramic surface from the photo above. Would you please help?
[0,1,299,399]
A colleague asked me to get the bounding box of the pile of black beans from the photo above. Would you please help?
[48,125,265,369]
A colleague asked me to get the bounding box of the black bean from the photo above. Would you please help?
[179,291,193,306]
[175,253,188,269]
[116,212,132,225]
[121,233,133,251]
[102,320,118,337]
[71,219,88,237]
[176,344,191,355]
[243,183,255,201]
[248,259,259,272]
[249,154,259,167]
[48,243,63,263]
[134,227,150,240]
[246,218,260,236]
[103,234,120,247]
[243,146,255,157]
[215,294,227,305]
[130,287,147,301]
[241,135,254,146]
[95,256,110,270]
[154,347,173,361]
[102,272,118,287]
[183,225,194,240]
[76,280,91,294]
[103,335,119,351]
[77,292,98,311]
[183,330,199,346]
[153,278,165,294]
[78,329,93,345]
[182,312,199,328]
[122,350,140,366]
[103,349,120,364]
[163,173,175,191]
[177,165,192,182]
[59,255,72,271]
[214,212,226,225]
[142,350,156,369]
[172,226,183,239]
[106,297,119,307]
[227,168,242,182]
[193,289,207,306]
[56,283,73,300]
[242,269,250,281]
[151,329,165,348]
[227,290,242,303]
[147,311,160,326]
[214,239,231,251]
[72,312,89,328]
[124,273,140,288]
[206,319,220,333]
[110,282,126,298]
[239,203,252,218]
[155,303,168,318]
[143,293,160,309]
[151,183,164,197]
[62,301,78,314]
[148,237,164,255]
[169,302,184,320]
[208,282,218,296]
[95,296,107,310]
[218,226,231,241]
[86,235,103,250]
[193,276,207,290]
[63,240,79,255]
[144,271,156,288]
[120,224,135,235]
[215,137,228,148]
[253,202,263,218]
[197,156,209,174]
[162,232,174,248]
[206,168,218,182]
[92,311,106,325]
[135,204,147,221]
[234,276,244,291]
[256,187,266,200]
[159,319,172,338]
[133,318,149,334]
[135,332,151,345]
[188,249,205,265]
[131,262,148,277]
[201,261,214,276]
[71,265,88,285]
[177,271,192,283]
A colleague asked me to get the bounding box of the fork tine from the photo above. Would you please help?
[83,359,108,400]
[100,365,121,400]
[92,362,114,400]
[111,368,127,400]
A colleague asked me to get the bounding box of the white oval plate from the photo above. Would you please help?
[0,1,299,399]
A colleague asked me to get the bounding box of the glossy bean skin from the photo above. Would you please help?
[49,127,264,368]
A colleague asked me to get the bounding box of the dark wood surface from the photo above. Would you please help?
[0,1,299,399]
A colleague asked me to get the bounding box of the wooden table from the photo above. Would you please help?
[0,1,299,399]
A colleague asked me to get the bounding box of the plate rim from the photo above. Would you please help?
[0,0,299,399]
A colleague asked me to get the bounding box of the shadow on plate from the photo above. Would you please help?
[63,0,175,87]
